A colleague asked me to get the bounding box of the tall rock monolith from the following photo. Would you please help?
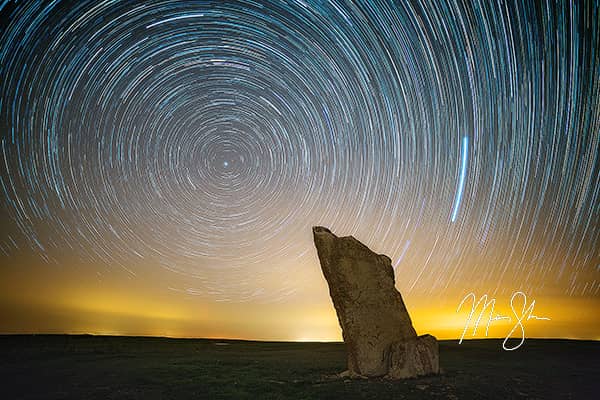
[313,226,439,379]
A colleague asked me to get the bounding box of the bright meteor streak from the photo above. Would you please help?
[451,136,469,222]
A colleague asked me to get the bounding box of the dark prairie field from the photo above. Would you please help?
[0,335,597,399]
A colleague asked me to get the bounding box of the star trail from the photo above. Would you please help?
[451,135,468,223]
[0,0,598,340]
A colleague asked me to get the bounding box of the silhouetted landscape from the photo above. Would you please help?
[1,335,597,399]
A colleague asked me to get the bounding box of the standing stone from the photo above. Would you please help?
[313,226,439,379]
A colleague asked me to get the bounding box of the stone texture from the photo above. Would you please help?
[312,226,439,379]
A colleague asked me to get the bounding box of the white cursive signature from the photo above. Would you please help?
[456,291,551,350]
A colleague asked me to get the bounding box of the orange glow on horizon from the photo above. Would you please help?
[1,255,598,342]
[1,277,598,341]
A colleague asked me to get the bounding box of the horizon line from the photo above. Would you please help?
[1,332,598,342]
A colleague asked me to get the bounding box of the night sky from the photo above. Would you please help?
[1,0,598,341]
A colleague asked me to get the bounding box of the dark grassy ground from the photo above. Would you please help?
[0,335,597,399]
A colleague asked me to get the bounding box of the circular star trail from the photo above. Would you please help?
[0,0,598,302]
